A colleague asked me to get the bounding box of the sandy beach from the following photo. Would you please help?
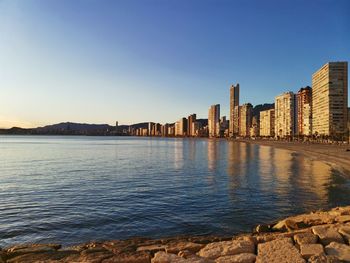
[238,139,350,176]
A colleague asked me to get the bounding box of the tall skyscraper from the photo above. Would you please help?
[229,84,240,137]
[187,114,197,136]
[312,62,348,138]
[296,86,312,136]
[260,109,275,137]
[275,92,296,138]
[239,103,253,137]
[208,104,220,138]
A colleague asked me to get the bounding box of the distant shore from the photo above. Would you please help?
[238,138,350,175]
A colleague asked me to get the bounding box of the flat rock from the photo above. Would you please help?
[166,242,204,254]
[338,226,350,243]
[6,250,80,263]
[308,253,341,263]
[197,240,255,259]
[294,232,318,245]
[335,215,350,223]
[137,244,167,253]
[325,242,350,261]
[256,237,305,263]
[300,244,324,259]
[215,253,256,263]
[152,251,187,263]
[312,226,344,246]
[102,252,152,263]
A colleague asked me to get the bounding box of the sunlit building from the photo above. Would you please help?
[260,109,275,137]
[187,114,197,136]
[229,83,240,137]
[296,86,312,136]
[208,104,220,138]
[239,103,253,137]
[312,62,348,138]
[275,92,296,138]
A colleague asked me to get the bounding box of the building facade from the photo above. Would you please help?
[208,104,220,138]
[239,103,253,137]
[260,109,275,137]
[187,114,197,136]
[312,62,348,138]
[229,84,240,137]
[296,86,312,136]
[275,92,296,138]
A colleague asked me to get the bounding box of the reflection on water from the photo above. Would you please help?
[0,136,350,247]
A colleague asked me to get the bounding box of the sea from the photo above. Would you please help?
[1,135,350,247]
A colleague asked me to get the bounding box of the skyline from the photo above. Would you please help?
[1,0,350,128]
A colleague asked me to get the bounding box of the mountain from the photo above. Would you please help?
[252,103,275,118]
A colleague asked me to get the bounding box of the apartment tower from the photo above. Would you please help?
[275,92,296,138]
[312,62,348,138]
[208,104,220,138]
[229,84,240,137]
[239,103,253,137]
[260,109,275,137]
[296,86,312,136]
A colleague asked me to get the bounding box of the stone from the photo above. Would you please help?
[215,253,256,263]
[273,219,299,231]
[325,242,350,261]
[6,250,80,263]
[137,244,167,253]
[335,215,350,223]
[151,251,188,263]
[256,237,305,263]
[197,240,255,259]
[308,253,341,263]
[6,245,58,259]
[102,252,152,263]
[312,226,344,246]
[300,244,324,259]
[338,226,350,243]
[330,206,350,216]
[166,242,204,254]
[294,232,318,245]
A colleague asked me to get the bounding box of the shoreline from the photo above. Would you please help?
[237,138,350,176]
[1,206,350,262]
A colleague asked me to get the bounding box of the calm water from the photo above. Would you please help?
[1,136,350,247]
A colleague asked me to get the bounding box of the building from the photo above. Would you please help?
[208,104,220,138]
[175,118,187,136]
[296,86,312,136]
[260,109,275,137]
[220,116,229,137]
[275,92,296,138]
[233,105,240,135]
[250,116,259,137]
[239,103,253,137]
[229,84,240,137]
[312,62,348,139]
[187,114,197,136]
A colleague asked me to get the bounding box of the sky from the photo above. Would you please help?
[0,0,349,128]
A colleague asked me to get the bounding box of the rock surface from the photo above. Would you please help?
[2,206,350,262]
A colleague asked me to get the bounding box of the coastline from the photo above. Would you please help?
[237,139,350,176]
[2,206,350,262]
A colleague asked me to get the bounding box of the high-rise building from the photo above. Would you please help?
[187,114,197,136]
[296,86,312,136]
[175,118,187,136]
[260,109,275,137]
[229,84,240,137]
[239,103,253,137]
[250,116,259,137]
[233,105,240,135]
[208,104,220,138]
[312,62,348,138]
[275,92,296,138]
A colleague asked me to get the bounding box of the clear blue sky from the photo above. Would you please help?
[0,0,349,128]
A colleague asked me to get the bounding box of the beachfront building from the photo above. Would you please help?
[260,109,275,137]
[250,116,259,137]
[208,104,220,138]
[187,114,197,136]
[296,86,312,136]
[229,83,240,137]
[175,118,187,136]
[275,92,296,138]
[312,62,348,139]
[239,103,253,137]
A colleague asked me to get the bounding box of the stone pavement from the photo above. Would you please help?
[2,206,350,262]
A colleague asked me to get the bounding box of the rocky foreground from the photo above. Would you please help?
[2,207,350,263]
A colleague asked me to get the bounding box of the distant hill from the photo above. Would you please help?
[253,103,275,118]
